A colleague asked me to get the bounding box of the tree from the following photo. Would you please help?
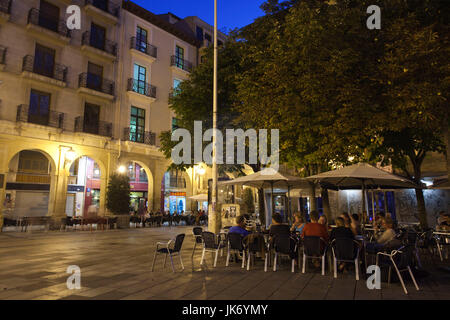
[242,188,255,214]
[106,174,131,215]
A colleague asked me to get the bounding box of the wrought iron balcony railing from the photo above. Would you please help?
[171,56,193,73]
[28,8,71,38]
[22,55,68,82]
[130,37,157,58]
[123,127,156,146]
[0,46,6,65]
[85,0,120,18]
[82,31,117,56]
[78,73,115,96]
[127,78,156,99]
[16,104,65,129]
[74,116,113,137]
[0,0,11,14]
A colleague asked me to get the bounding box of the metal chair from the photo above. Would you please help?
[151,234,185,272]
[226,233,246,268]
[376,245,420,295]
[200,231,226,267]
[435,234,450,261]
[302,236,328,275]
[192,227,203,258]
[272,234,298,273]
[331,238,361,280]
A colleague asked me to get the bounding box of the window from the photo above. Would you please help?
[34,44,55,78]
[87,62,103,91]
[136,26,148,52]
[128,163,136,181]
[29,90,50,126]
[83,103,100,135]
[92,0,108,11]
[172,118,179,131]
[90,23,106,51]
[133,64,147,95]
[175,45,184,69]
[130,107,145,143]
[39,0,60,33]
[196,26,204,41]
[139,166,148,182]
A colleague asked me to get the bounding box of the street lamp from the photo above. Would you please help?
[117,165,126,174]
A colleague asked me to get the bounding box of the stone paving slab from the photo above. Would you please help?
[0,226,449,300]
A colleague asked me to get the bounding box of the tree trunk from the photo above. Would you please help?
[309,182,317,212]
[415,188,428,229]
[321,188,331,221]
[258,188,265,226]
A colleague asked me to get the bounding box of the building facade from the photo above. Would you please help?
[0,0,222,223]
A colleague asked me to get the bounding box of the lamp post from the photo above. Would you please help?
[210,0,220,234]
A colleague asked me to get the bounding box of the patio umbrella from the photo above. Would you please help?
[430,179,450,190]
[218,168,310,225]
[306,163,420,220]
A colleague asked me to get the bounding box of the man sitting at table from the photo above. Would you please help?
[375,217,396,245]
[228,215,251,238]
[269,213,291,240]
[302,211,329,242]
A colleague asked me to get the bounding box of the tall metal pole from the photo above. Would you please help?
[211,0,219,234]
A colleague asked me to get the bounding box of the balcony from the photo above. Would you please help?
[81,31,117,61]
[0,45,6,71]
[74,116,113,138]
[130,37,157,63]
[127,78,156,102]
[84,0,120,25]
[0,0,11,23]
[171,56,193,74]
[16,104,65,129]
[123,128,156,146]
[26,8,71,45]
[22,55,68,87]
[78,73,115,100]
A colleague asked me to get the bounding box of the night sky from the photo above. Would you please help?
[130,0,267,32]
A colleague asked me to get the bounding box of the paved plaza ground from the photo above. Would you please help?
[0,226,449,300]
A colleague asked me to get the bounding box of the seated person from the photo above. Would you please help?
[269,213,291,240]
[376,217,396,245]
[350,214,362,236]
[330,217,354,241]
[437,211,450,230]
[302,211,329,242]
[340,212,351,228]
[228,215,251,238]
[290,213,306,234]
[318,214,330,231]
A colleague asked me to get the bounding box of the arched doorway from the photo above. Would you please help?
[161,170,189,215]
[66,156,102,217]
[125,161,150,215]
[5,150,55,217]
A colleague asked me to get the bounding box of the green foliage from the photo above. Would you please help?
[106,173,131,215]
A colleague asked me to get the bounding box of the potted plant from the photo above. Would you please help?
[106,173,131,229]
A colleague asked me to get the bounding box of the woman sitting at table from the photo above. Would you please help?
[330,217,354,241]
[290,213,306,234]
[350,214,362,236]
[340,212,351,228]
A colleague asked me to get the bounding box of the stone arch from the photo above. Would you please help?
[117,158,155,213]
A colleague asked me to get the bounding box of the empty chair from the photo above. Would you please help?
[272,234,298,273]
[331,238,361,280]
[60,217,74,232]
[226,233,246,268]
[436,234,450,261]
[151,234,185,273]
[245,234,268,271]
[200,231,226,267]
[302,236,328,275]
[192,227,203,258]
[376,245,420,295]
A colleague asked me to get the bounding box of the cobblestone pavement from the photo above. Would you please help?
[0,226,449,300]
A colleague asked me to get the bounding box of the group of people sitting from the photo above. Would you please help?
[129,209,208,227]
[227,210,399,270]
